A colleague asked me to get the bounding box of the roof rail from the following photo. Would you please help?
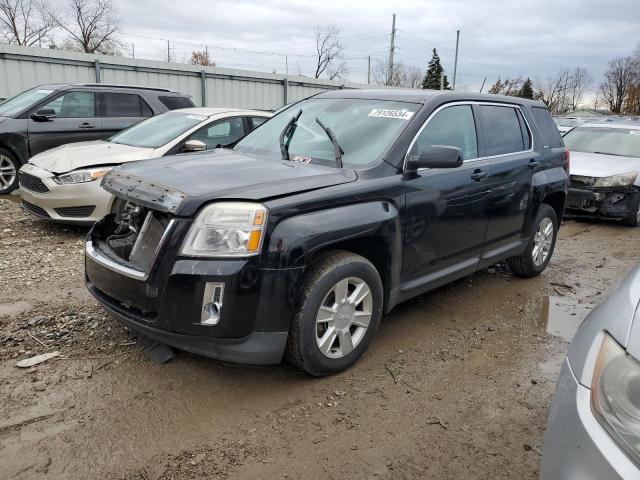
[76,83,175,93]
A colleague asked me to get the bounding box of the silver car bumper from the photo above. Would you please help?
[540,359,640,479]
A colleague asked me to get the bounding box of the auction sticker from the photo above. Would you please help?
[368,109,415,120]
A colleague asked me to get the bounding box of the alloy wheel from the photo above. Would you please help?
[0,154,16,190]
[315,276,373,359]
[532,217,554,267]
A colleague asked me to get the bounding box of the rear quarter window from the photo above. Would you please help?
[159,96,195,110]
[531,107,564,148]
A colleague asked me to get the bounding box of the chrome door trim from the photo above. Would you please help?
[404,100,536,171]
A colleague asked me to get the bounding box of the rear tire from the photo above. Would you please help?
[286,250,383,377]
[0,148,20,195]
[507,204,558,278]
[622,193,640,227]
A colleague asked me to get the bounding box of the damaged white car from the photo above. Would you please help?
[565,122,640,226]
[18,108,271,224]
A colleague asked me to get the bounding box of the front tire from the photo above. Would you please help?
[507,204,558,278]
[0,148,20,195]
[286,251,383,376]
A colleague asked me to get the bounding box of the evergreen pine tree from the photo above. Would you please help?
[518,78,534,99]
[422,49,450,90]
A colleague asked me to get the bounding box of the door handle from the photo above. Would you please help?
[78,122,96,129]
[529,159,538,169]
[470,169,488,181]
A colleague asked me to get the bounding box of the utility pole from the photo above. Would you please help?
[440,73,444,90]
[479,76,487,93]
[367,55,371,85]
[167,40,171,62]
[452,30,460,90]
[205,45,209,60]
[285,55,289,76]
[132,43,135,59]
[387,14,396,86]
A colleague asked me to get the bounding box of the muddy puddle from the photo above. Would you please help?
[538,296,595,342]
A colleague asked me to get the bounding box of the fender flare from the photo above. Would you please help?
[262,200,403,311]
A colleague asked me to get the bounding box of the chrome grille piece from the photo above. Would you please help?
[128,212,167,272]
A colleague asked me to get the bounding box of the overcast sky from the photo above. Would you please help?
[107,0,638,100]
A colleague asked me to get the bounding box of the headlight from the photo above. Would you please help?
[593,172,638,188]
[53,168,112,185]
[181,202,267,257]
[591,334,640,464]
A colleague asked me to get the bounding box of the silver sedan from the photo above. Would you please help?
[541,263,640,478]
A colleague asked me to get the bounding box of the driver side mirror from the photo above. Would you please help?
[31,108,57,121]
[183,139,207,152]
[406,145,463,170]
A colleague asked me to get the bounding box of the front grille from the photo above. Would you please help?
[19,172,50,194]
[128,213,168,272]
[54,205,96,218]
[22,200,50,218]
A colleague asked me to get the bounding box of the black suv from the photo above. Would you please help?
[85,90,569,376]
[0,83,194,194]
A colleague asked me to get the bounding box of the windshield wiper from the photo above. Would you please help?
[279,109,302,160]
[315,117,344,168]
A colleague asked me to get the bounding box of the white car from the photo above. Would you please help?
[564,122,640,226]
[18,108,271,224]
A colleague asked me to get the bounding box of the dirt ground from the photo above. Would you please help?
[1,193,637,480]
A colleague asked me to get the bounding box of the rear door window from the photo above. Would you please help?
[410,104,478,161]
[189,117,246,149]
[103,93,150,117]
[42,91,95,118]
[251,116,268,129]
[531,107,564,148]
[480,105,526,156]
[159,96,195,110]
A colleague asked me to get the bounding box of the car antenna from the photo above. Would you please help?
[315,117,344,168]
[279,109,303,160]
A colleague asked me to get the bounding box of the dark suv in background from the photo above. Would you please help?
[85,90,569,376]
[0,83,194,194]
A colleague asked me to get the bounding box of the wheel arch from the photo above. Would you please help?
[264,201,403,313]
[542,190,566,223]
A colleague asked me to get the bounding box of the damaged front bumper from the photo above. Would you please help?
[566,185,639,220]
[85,214,297,365]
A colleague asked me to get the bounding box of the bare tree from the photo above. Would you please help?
[401,65,423,88]
[53,0,119,54]
[371,60,422,87]
[535,69,571,114]
[313,25,345,79]
[189,49,215,66]
[600,56,637,113]
[0,0,55,46]
[568,67,592,111]
[488,77,523,96]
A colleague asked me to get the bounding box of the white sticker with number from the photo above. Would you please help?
[368,109,415,120]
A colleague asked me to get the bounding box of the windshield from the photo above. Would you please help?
[0,87,56,117]
[109,111,207,148]
[234,98,420,168]
[563,127,640,158]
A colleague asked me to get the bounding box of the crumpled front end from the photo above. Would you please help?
[566,175,639,220]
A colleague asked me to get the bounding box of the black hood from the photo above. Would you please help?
[102,149,357,216]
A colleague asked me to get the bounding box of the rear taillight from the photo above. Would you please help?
[563,148,570,174]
